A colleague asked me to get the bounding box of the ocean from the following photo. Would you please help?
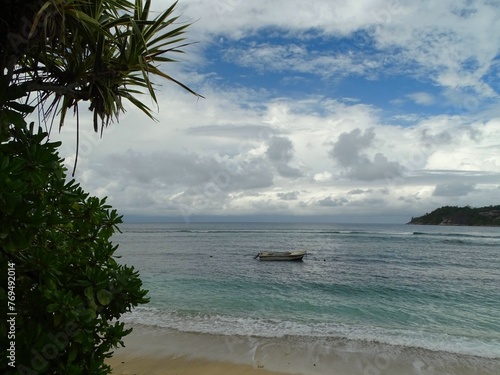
[112,222,500,374]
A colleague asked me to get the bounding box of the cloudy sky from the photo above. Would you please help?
[52,0,500,223]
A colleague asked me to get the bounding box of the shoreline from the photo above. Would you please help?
[105,324,500,375]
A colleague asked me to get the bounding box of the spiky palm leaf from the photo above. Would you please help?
[4,0,201,133]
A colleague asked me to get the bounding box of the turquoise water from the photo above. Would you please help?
[113,223,500,361]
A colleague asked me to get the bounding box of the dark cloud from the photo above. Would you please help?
[96,150,275,193]
[277,191,299,200]
[101,151,217,186]
[433,182,476,197]
[329,128,375,167]
[276,164,303,178]
[329,128,403,181]
[348,188,372,195]
[318,196,348,207]
[267,136,294,162]
[420,129,452,147]
[349,153,403,181]
[266,136,303,178]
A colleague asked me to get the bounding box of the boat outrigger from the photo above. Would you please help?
[254,250,307,261]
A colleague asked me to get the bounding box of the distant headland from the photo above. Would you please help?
[408,205,500,226]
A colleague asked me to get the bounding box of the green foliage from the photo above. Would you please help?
[0,0,202,134]
[409,205,500,226]
[0,116,149,374]
[0,2,200,373]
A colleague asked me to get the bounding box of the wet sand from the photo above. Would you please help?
[106,324,500,375]
[107,354,293,375]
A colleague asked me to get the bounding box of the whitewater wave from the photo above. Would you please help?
[121,306,500,359]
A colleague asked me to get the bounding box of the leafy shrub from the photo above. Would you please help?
[0,121,149,375]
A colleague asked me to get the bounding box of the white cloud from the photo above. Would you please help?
[407,92,435,106]
[49,80,500,220]
[372,1,500,98]
[44,1,500,222]
[172,0,500,99]
[175,0,402,38]
[222,42,381,79]
[313,172,333,182]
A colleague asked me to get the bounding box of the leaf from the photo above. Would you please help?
[1,109,26,128]
[97,289,111,306]
[84,286,94,301]
[6,101,35,114]
[53,312,63,327]
[68,346,78,363]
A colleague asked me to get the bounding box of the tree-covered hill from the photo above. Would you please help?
[408,205,500,226]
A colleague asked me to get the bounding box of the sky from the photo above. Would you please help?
[51,0,500,223]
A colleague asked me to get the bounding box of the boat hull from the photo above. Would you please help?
[256,251,306,261]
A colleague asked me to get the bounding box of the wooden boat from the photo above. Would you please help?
[254,250,307,261]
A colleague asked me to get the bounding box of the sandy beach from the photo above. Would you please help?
[105,325,303,375]
[104,324,500,375]
[107,355,293,375]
